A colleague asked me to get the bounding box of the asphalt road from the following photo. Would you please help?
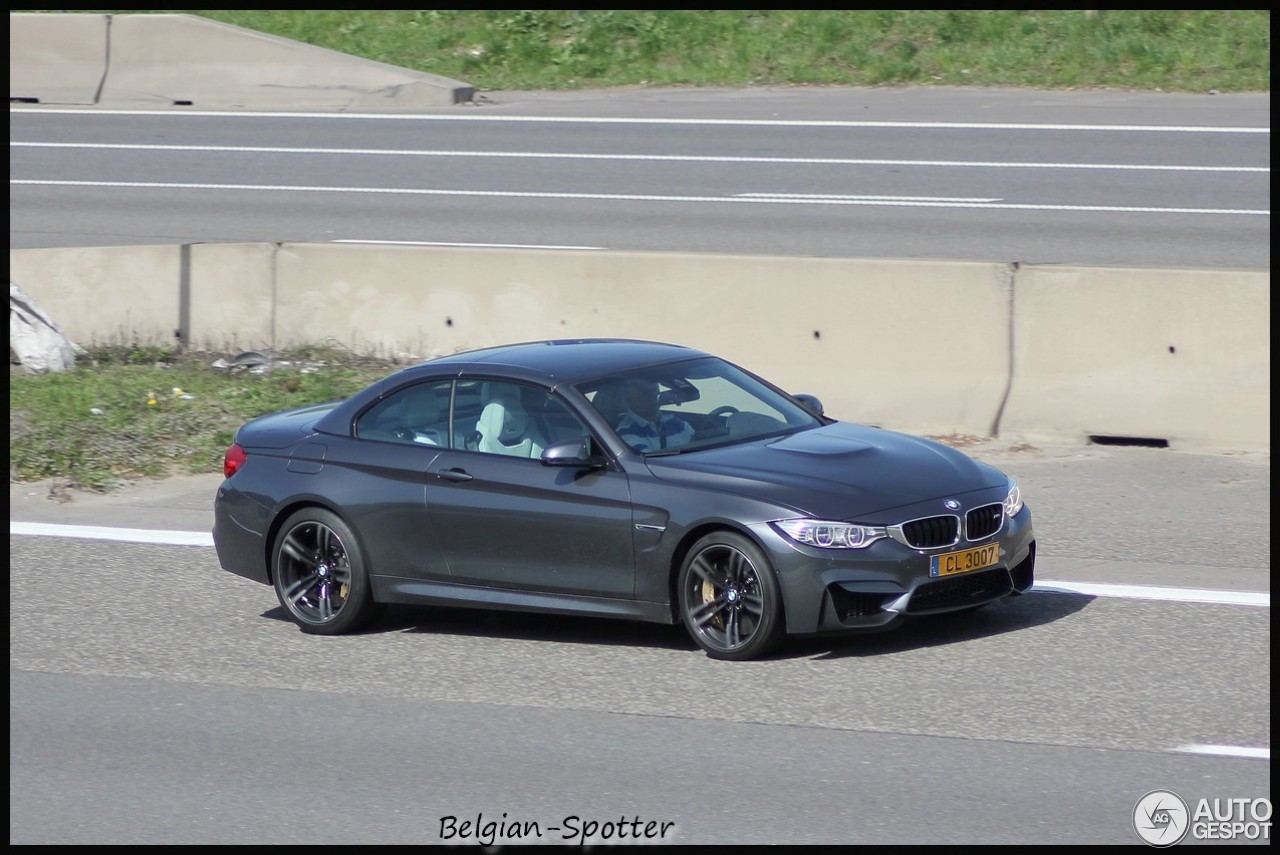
[9,86,1271,268]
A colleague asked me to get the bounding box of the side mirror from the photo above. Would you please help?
[793,393,825,417]
[541,436,606,468]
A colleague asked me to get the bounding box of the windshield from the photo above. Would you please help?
[575,356,822,454]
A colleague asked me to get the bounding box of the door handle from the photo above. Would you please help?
[435,467,473,482]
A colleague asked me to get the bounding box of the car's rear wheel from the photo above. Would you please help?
[272,508,379,634]
[678,531,783,660]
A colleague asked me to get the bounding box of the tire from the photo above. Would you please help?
[677,531,784,660]
[272,507,380,635]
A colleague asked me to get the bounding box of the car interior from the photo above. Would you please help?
[453,381,587,458]
[474,393,545,457]
[358,371,792,457]
[356,382,451,446]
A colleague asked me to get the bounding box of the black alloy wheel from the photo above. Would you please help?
[678,531,783,660]
[272,508,379,634]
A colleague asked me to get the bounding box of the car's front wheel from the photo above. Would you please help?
[272,508,379,634]
[678,531,783,660]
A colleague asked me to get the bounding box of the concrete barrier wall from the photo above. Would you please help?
[9,245,182,346]
[9,242,1269,452]
[272,245,1013,437]
[1001,265,1270,453]
[9,13,473,108]
[189,243,277,351]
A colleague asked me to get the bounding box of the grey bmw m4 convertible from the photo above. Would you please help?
[214,339,1035,660]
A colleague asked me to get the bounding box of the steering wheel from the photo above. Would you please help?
[708,406,740,420]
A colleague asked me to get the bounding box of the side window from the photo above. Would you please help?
[538,393,592,448]
[455,380,589,459]
[356,380,452,447]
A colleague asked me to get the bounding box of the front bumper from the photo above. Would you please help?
[755,506,1036,636]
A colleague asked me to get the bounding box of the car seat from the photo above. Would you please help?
[475,394,545,458]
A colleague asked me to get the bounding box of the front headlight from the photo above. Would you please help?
[774,519,887,549]
[1003,479,1024,518]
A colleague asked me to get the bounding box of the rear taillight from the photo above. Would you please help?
[223,443,248,478]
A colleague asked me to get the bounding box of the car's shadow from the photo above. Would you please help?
[387,604,700,651]
[261,589,1093,660]
[786,590,1092,660]
[261,602,696,652]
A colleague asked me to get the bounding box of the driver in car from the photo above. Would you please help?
[615,378,696,452]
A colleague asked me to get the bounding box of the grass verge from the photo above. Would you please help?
[109,10,1270,92]
[9,345,397,490]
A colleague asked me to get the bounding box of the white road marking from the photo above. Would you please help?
[1175,744,1271,760]
[10,141,1268,173]
[333,239,604,250]
[8,179,1269,216]
[1034,580,1268,607]
[10,522,213,546]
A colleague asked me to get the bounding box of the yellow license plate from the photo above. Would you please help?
[930,543,1000,577]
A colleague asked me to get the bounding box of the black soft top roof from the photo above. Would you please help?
[312,338,711,437]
